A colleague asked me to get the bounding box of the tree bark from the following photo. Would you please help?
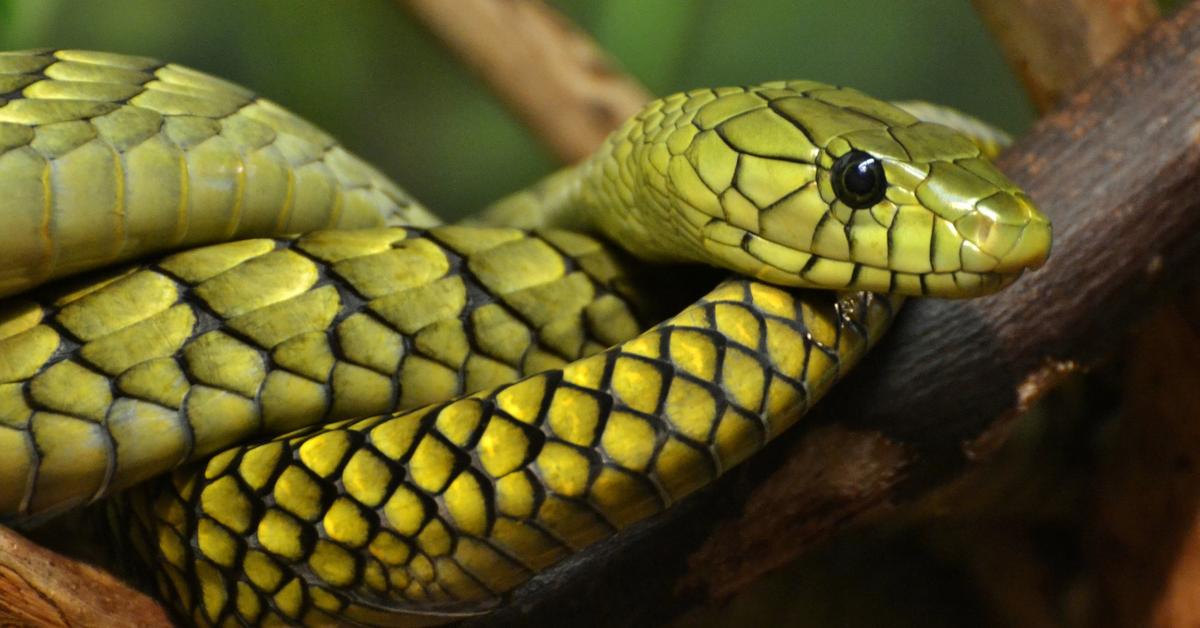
[460,2,1200,624]
[966,2,1200,628]
[0,525,169,627]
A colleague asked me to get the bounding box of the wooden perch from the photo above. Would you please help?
[397,0,650,163]
[0,525,169,627]
[955,2,1200,627]
[459,2,1200,625]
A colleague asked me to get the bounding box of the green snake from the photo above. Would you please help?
[0,50,1051,625]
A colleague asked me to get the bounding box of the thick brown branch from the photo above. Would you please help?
[397,0,651,163]
[976,3,1200,626]
[468,2,1200,624]
[971,0,1159,112]
[0,525,169,627]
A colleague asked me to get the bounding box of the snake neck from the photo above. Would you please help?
[475,115,710,266]
[572,132,713,264]
[472,165,589,231]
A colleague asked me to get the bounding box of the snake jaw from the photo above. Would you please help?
[1002,215,1052,272]
[698,225,1017,298]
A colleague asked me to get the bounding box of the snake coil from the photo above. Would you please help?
[0,50,1050,626]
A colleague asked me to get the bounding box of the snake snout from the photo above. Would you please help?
[956,192,1051,274]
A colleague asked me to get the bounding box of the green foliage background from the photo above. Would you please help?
[0,0,1032,219]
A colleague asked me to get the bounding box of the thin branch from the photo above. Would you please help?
[971,0,1159,112]
[397,0,651,163]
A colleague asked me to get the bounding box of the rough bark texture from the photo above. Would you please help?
[397,0,651,164]
[465,1,1200,624]
[0,525,169,627]
[972,2,1200,627]
[971,0,1159,112]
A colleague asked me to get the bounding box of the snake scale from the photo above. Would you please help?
[0,49,1050,626]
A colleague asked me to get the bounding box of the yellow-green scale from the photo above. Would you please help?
[0,49,1052,628]
[0,49,439,298]
[0,226,644,518]
[485,82,1047,298]
[129,282,896,626]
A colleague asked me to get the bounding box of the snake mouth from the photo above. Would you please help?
[701,224,1026,297]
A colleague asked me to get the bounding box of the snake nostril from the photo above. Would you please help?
[954,193,1053,272]
[977,215,993,242]
[955,212,994,248]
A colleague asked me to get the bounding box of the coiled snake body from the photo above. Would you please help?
[0,50,1050,625]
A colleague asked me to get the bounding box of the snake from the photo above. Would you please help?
[0,49,1051,625]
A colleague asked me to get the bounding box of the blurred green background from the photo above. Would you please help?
[0,0,1040,219]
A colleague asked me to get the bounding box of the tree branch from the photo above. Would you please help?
[397,0,651,163]
[971,2,1200,626]
[0,525,169,627]
[901,1,1172,625]
[461,1,1200,624]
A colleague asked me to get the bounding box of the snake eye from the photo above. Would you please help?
[831,150,887,209]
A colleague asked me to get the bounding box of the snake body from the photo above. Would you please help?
[0,50,1051,625]
[0,226,647,519]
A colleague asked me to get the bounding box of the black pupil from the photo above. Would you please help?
[832,150,886,209]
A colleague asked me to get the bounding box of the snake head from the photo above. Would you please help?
[590,81,1052,297]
